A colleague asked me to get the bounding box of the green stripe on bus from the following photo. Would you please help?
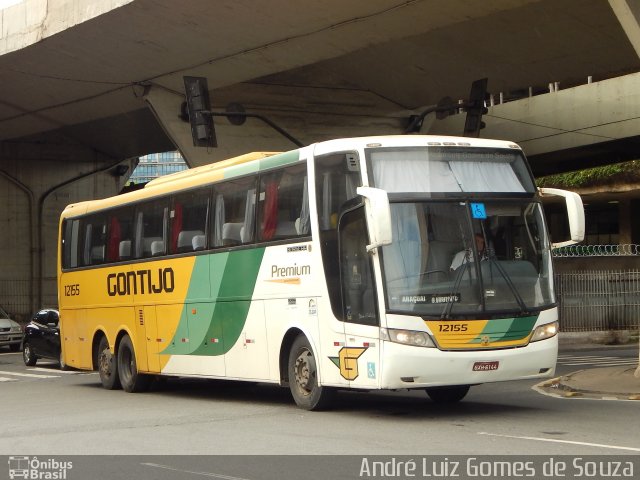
[259,150,301,170]
[162,248,266,356]
[223,150,301,178]
[469,315,538,344]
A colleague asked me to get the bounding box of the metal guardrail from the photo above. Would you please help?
[0,279,31,322]
[555,270,640,332]
[552,244,640,257]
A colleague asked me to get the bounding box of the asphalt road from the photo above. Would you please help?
[0,344,638,479]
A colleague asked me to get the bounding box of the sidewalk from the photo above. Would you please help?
[536,332,640,400]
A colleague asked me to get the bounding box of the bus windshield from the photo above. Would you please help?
[380,200,554,317]
[368,146,536,194]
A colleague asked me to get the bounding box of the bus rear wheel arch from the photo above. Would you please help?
[287,335,334,411]
[117,334,151,393]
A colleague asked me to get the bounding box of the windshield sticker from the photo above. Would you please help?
[397,294,460,304]
[470,202,487,219]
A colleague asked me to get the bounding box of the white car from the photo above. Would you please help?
[0,306,23,352]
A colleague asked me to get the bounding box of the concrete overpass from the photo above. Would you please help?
[2,0,640,316]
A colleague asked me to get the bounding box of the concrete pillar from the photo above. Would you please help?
[607,0,640,371]
[618,198,632,244]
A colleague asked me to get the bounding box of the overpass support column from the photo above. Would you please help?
[0,140,134,319]
[610,0,640,58]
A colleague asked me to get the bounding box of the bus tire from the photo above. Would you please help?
[98,336,121,390]
[288,335,334,411]
[425,385,470,404]
[117,334,150,393]
[58,349,71,371]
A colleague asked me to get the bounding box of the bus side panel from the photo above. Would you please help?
[225,300,270,380]
[59,308,81,369]
[344,323,382,389]
[254,242,349,388]
[90,306,136,366]
[142,305,160,373]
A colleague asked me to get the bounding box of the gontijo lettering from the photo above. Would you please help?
[107,268,175,296]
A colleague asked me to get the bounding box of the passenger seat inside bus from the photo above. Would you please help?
[177,230,204,252]
[143,237,162,257]
[119,240,131,260]
[150,240,165,256]
[222,223,242,245]
[192,235,205,251]
[90,245,105,264]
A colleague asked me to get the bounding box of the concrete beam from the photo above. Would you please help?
[429,72,640,169]
[0,0,133,55]
[609,0,640,58]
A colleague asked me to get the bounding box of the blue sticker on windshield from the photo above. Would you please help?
[470,203,487,219]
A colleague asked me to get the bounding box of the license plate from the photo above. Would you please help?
[473,361,499,371]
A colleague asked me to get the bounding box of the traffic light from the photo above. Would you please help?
[183,76,217,148]
[463,78,488,138]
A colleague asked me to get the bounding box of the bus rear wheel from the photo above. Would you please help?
[288,335,334,411]
[98,336,120,390]
[117,335,150,393]
[425,385,470,404]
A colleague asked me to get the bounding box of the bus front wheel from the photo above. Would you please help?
[117,335,150,393]
[98,336,120,390]
[287,335,334,411]
[425,385,470,404]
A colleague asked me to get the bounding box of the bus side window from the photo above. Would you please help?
[212,177,257,247]
[80,215,107,266]
[170,188,210,254]
[257,163,309,242]
[339,207,378,325]
[135,200,167,258]
[315,152,363,319]
[62,219,80,269]
[111,207,134,261]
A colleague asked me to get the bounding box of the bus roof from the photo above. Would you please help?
[61,149,300,218]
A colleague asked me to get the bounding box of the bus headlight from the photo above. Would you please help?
[381,328,435,348]
[530,321,559,342]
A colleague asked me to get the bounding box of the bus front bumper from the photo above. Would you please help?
[379,335,558,389]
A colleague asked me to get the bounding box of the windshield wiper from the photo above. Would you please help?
[485,254,528,315]
[440,259,471,320]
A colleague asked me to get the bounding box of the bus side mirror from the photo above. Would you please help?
[539,187,585,248]
[356,187,392,252]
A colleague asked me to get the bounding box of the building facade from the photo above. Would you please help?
[128,151,188,185]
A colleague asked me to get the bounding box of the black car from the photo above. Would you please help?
[22,309,67,368]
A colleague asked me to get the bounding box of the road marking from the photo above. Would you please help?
[142,463,252,480]
[28,367,83,375]
[478,432,640,452]
[0,376,17,382]
[0,370,59,379]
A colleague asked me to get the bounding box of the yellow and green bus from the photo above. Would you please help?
[58,135,584,410]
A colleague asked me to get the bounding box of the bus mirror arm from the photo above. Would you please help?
[538,187,585,248]
[356,187,393,253]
